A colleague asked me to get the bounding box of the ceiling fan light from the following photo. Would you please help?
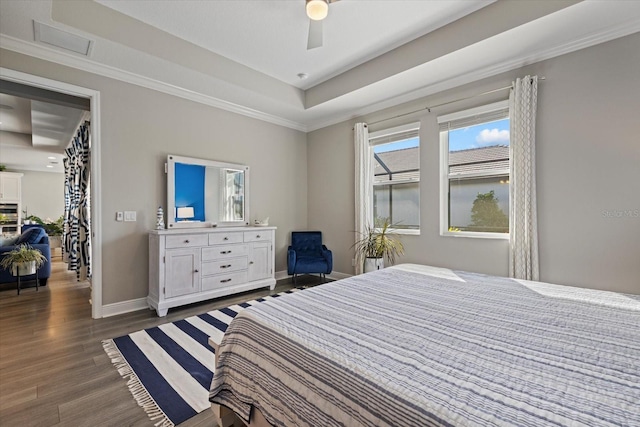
[306,0,329,21]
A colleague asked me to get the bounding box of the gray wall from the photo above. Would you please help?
[1,49,308,305]
[20,170,65,221]
[2,31,638,306]
[308,33,640,295]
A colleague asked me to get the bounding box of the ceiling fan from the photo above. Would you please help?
[306,0,340,50]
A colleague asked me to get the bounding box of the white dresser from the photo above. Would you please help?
[148,226,276,316]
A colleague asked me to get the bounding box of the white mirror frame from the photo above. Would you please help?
[166,154,250,229]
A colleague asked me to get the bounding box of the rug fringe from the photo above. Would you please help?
[102,339,175,427]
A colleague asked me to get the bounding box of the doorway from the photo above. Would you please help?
[0,67,103,318]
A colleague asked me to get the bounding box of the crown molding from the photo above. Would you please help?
[0,35,308,132]
[3,14,638,135]
[305,19,640,132]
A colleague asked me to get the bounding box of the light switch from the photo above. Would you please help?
[116,212,123,221]
[124,211,137,222]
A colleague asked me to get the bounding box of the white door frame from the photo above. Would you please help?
[1,67,103,319]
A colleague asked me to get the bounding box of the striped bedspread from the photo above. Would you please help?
[209,264,640,426]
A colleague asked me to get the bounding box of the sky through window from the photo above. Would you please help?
[449,118,509,151]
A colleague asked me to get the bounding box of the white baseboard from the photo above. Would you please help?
[101,297,149,318]
[102,270,355,317]
[275,270,352,282]
[275,270,290,281]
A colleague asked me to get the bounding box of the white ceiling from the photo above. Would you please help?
[93,0,492,90]
[0,0,639,140]
[0,93,85,173]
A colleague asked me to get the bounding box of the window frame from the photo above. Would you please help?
[369,121,421,235]
[438,101,510,239]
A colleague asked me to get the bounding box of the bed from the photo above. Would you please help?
[209,264,640,426]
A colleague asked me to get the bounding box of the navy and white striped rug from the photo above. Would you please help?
[102,290,298,427]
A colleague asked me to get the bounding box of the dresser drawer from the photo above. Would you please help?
[201,256,248,276]
[209,232,243,245]
[202,271,248,291]
[244,230,271,242]
[202,244,248,261]
[165,234,209,249]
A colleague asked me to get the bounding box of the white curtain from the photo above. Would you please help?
[354,122,372,275]
[509,76,539,280]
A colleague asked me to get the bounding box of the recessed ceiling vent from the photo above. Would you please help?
[33,21,93,56]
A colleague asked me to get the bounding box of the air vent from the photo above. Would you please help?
[34,21,93,56]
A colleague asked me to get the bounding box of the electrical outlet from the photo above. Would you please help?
[116,212,123,221]
[124,211,137,222]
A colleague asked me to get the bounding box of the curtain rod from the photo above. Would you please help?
[364,76,545,127]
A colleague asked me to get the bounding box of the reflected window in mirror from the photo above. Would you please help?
[221,169,245,222]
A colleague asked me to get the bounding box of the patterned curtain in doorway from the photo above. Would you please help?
[63,121,91,281]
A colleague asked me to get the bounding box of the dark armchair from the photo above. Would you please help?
[287,231,332,284]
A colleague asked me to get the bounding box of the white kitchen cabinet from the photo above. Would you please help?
[0,172,22,202]
[149,226,276,316]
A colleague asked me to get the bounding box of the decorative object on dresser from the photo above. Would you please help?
[148,226,276,316]
[156,206,165,230]
[254,216,269,226]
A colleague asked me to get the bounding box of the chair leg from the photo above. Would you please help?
[293,274,297,286]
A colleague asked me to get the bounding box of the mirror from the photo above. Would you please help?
[167,155,250,228]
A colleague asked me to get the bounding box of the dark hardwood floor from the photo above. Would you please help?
[0,256,325,426]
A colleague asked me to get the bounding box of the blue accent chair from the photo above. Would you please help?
[0,225,52,289]
[287,231,332,285]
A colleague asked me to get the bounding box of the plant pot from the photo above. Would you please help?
[11,261,36,276]
[49,235,62,248]
[364,257,384,273]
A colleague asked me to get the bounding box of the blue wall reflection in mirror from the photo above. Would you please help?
[174,163,205,221]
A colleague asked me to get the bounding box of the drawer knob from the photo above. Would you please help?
[194,269,199,273]
[221,250,231,254]
[223,237,229,241]
[221,278,232,283]
[249,261,254,265]
[185,239,190,243]
[220,264,232,269]
[256,235,261,238]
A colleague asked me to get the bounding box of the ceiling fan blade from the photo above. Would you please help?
[307,19,323,50]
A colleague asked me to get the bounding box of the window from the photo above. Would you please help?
[369,122,420,231]
[439,101,510,237]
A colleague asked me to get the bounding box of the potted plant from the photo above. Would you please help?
[352,218,404,273]
[25,215,64,248]
[0,244,47,276]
